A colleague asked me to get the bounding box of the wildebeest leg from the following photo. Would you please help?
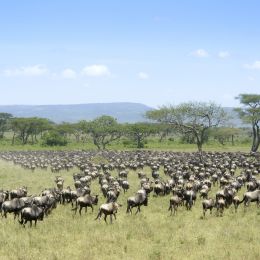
[174,205,178,215]
[30,220,32,227]
[110,215,113,224]
[104,214,108,224]
[95,210,102,220]
[91,205,93,213]
[113,213,116,220]
[79,206,82,215]
[169,205,172,215]
[35,220,37,227]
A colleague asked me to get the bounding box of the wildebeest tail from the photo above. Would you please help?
[239,196,245,204]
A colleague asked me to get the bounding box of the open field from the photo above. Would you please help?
[0,156,259,260]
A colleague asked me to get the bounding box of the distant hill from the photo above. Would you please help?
[0,103,153,123]
[0,103,246,127]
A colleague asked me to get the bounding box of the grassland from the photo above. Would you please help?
[0,157,259,260]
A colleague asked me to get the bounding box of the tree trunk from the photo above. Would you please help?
[12,132,16,145]
[251,124,260,152]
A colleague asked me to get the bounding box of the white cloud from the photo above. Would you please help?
[81,64,111,77]
[218,51,230,58]
[244,61,260,70]
[61,68,77,79]
[138,72,149,80]
[3,65,48,77]
[191,49,209,58]
[248,76,255,81]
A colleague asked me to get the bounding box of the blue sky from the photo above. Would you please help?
[0,0,259,107]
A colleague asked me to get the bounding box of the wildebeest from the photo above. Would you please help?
[126,189,148,214]
[72,194,98,215]
[95,202,121,224]
[233,196,240,212]
[202,198,215,217]
[183,190,196,210]
[0,191,9,209]
[19,205,44,227]
[1,198,25,219]
[168,195,183,215]
[10,187,27,199]
[216,198,225,217]
[239,190,260,207]
[121,180,130,193]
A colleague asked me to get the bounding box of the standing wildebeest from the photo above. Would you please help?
[202,198,215,217]
[239,190,260,207]
[233,196,240,212]
[183,190,196,210]
[168,195,183,215]
[126,189,148,214]
[216,198,225,217]
[0,191,9,209]
[10,187,27,199]
[72,194,98,215]
[19,205,44,227]
[121,180,130,193]
[106,187,120,203]
[1,198,25,219]
[95,202,121,224]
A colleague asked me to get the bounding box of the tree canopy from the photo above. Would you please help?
[146,102,227,153]
[235,94,260,152]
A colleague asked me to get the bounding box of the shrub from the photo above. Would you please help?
[41,131,68,146]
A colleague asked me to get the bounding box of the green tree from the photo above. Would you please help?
[146,102,227,154]
[10,117,52,145]
[235,94,260,152]
[87,115,122,149]
[211,127,241,146]
[125,123,158,148]
[0,113,12,138]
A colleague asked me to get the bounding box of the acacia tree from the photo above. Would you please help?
[86,115,122,149]
[10,117,52,145]
[146,102,227,154]
[235,94,260,152]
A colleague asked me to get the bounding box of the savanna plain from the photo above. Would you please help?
[0,148,259,260]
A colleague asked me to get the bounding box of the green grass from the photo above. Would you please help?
[0,157,259,260]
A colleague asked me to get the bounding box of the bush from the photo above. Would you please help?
[41,131,68,146]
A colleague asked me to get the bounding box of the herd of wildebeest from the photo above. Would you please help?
[0,150,260,227]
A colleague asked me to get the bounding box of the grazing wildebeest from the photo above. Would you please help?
[95,202,121,224]
[126,189,148,214]
[19,205,44,227]
[72,194,98,215]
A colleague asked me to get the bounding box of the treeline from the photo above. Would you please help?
[0,93,259,152]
